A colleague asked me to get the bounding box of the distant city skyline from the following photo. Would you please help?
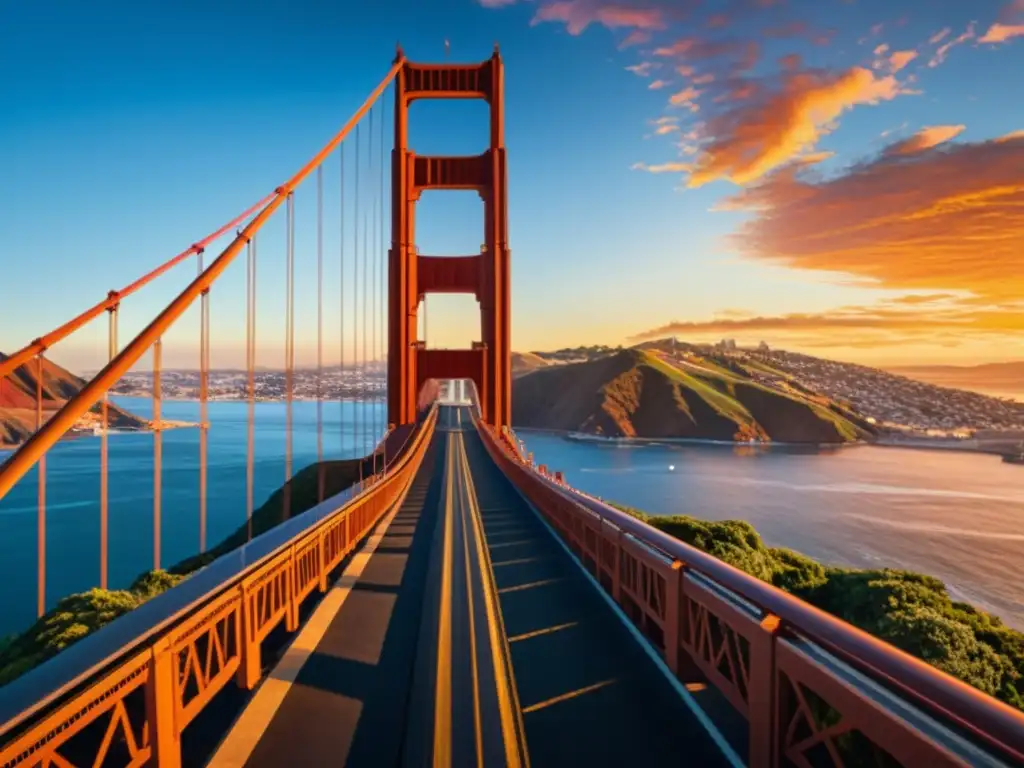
[2,0,1022,370]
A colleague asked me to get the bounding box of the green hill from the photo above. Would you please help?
[512,348,871,443]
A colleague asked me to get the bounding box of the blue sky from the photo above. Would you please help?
[1,0,1022,371]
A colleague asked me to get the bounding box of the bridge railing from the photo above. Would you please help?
[0,404,437,768]
[477,422,1024,768]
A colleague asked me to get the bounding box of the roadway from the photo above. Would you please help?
[209,405,731,766]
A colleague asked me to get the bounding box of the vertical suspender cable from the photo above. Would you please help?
[35,354,46,617]
[340,143,346,460]
[284,193,295,519]
[317,165,325,502]
[100,301,117,589]
[246,235,256,539]
[198,250,209,553]
[354,123,362,478]
[152,338,162,570]
[372,103,380,475]
[379,87,387,463]
[364,108,372,470]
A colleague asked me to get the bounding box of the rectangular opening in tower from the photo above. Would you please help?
[407,99,491,156]
[419,294,480,350]
[414,190,485,257]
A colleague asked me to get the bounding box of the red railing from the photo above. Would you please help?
[477,421,1024,768]
[0,406,437,767]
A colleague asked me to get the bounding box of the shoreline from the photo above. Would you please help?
[515,426,1019,461]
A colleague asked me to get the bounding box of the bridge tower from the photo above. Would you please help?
[388,49,511,427]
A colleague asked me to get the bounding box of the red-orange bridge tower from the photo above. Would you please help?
[388,50,511,428]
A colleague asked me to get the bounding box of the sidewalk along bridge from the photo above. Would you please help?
[1,51,1023,768]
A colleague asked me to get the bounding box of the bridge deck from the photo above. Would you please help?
[210,405,730,766]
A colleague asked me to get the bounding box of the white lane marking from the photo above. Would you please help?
[208,492,413,767]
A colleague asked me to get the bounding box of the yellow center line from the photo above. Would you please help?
[459,428,528,768]
[433,434,455,768]
[457,431,485,768]
[521,679,619,715]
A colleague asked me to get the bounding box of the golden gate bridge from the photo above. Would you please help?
[0,50,1022,767]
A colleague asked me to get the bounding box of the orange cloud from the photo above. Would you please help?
[627,302,1024,350]
[649,79,670,89]
[686,67,903,187]
[888,50,918,72]
[721,134,1024,303]
[979,23,1024,43]
[669,85,701,106]
[693,72,715,84]
[532,0,667,35]
[883,125,965,156]
[929,28,951,45]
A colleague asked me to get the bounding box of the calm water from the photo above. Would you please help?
[0,397,385,637]
[519,433,1024,630]
[1,403,1022,638]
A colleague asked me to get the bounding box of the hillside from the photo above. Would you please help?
[511,351,550,378]
[889,362,1024,403]
[511,348,869,443]
[0,352,147,447]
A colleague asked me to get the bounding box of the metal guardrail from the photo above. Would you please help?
[0,404,438,767]
[477,422,1024,768]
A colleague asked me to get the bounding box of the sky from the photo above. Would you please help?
[1,0,1022,371]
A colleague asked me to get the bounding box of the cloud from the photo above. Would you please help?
[478,0,517,6]
[873,43,890,55]
[654,37,760,73]
[686,67,903,187]
[885,293,958,305]
[626,61,656,76]
[888,50,918,72]
[669,85,702,106]
[627,302,1024,347]
[620,30,652,47]
[929,28,951,45]
[532,0,667,35]
[632,161,693,173]
[720,133,1024,304]
[649,79,671,89]
[929,22,976,67]
[883,125,965,156]
[979,23,1024,43]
